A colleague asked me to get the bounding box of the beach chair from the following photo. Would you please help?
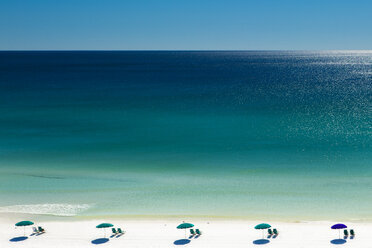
[350,229,355,236]
[33,227,39,233]
[344,229,349,236]
[268,229,273,235]
[196,229,202,235]
[190,229,196,236]
[118,228,125,235]
[112,228,117,235]
[38,226,45,233]
[273,229,279,235]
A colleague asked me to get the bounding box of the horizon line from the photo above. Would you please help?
[1,49,372,52]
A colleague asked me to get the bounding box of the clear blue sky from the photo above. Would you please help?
[1,0,371,50]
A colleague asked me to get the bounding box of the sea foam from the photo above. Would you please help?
[0,204,91,216]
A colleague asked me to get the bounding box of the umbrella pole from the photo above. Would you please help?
[339,230,340,239]
[24,226,25,236]
[262,229,264,239]
[185,229,186,239]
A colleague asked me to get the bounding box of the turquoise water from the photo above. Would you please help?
[0,51,371,221]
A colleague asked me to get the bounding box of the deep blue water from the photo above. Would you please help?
[0,51,371,220]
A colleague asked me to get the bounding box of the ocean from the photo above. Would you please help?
[0,51,371,221]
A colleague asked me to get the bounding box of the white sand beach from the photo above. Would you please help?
[1,217,370,248]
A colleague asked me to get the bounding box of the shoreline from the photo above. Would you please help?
[1,213,371,224]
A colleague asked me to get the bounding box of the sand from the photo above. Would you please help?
[0,217,369,248]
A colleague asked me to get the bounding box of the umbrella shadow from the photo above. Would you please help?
[330,239,347,245]
[174,239,191,245]
[10,236,28,242]
[91,238,109,244]
[253,239,270,245]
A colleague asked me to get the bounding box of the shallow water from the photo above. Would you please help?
[0,51,371,220]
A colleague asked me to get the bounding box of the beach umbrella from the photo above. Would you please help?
[96,223,114,238]
[177,222,194,238]
[255,223,271,238]
[15,221,34,236]
[331,223,347,239]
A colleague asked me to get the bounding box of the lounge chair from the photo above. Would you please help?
[268,229,273,235]
[350,229,355,236]
[33,227,39,233]
[190,229,196,236]
[273,229,279,235]
[196,229,202,235]
[112,228,117,235]
[118,228,125,235]
[344,229,349,236]
[38,226,45,233]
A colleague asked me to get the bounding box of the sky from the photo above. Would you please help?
[0,0,371,50]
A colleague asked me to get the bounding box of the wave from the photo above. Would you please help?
[0,203,91,216]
